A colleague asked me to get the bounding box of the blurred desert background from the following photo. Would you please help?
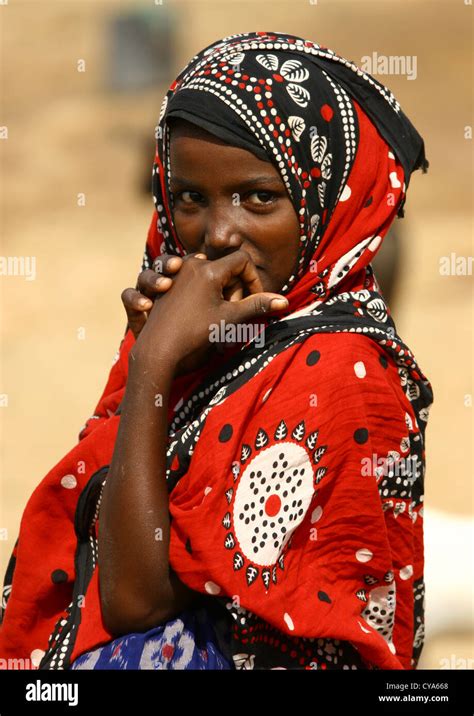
[0,0,472,669]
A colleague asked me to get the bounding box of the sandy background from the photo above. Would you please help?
[0,0,472,669]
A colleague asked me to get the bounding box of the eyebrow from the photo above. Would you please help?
[169,175,283,191]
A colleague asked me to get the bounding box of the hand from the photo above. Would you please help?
[121,253,206,339]
[130,250,289,377]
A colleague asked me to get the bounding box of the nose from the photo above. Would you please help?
[200,204,244,260]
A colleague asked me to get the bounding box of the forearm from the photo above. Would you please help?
[104,570,200,636]
[98,349,194,632]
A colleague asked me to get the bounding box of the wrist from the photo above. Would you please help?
[121,355,174,422]
[128,343,179,382]
[125,357,178,413]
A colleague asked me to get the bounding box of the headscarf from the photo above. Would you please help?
[0,31,433,671]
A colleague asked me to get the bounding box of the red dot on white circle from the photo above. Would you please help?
[265,494,281,516]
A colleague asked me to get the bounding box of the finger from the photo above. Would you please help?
[151,255,183,275]
[223,278,244,302]
[136,269,173,298]
[228,250,264,295]
[121,287,153,311]
[121,288,150,339]
[136,256,183,297]
[159,252,205,270]
[138,253,205,297]
[127,310,148,340]
[205,250,265,296]
[228,292,289,322]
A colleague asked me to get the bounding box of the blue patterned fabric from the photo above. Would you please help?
[69,607,234,670]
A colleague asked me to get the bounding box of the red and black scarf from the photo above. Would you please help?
[0,32,433,671]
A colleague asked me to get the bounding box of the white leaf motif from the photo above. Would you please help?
[292,421,305,441]
[321,153,332,181]
[158,95,168,124]
[310,214,320,238]
[233,653,255,670]
[398,367,409,386]
[310,131,328,163]
[366,297,388,323]
[209,386,227,405]
[288,116,306,142]
[286,83,310,108]
[317,182,326,207]
[353,289,371,302]
[313,446,327,464]
[306,430,319,450]
[225,52,245,67]
[407,380,421,401]
[274,420,288,440]
[256,53,279,71]
[280,59,309,83]
[418,407,430,421]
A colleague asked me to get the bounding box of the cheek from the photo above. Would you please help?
[259,211,300,267]
[172,212,203,250]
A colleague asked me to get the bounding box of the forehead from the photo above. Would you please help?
[167,118,282,180]
[168,117,226,144]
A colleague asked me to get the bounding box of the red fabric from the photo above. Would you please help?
[166,330,424,669]
[0,103,429,671]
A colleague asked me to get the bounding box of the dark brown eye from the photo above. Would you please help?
[175,191,203,204]
[247,191,277,205]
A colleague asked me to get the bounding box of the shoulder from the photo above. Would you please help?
[264,330,408,423]
[297,329,388,359]
[288,330,397,384]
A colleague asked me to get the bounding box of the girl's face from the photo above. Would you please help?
[168,119,301,294]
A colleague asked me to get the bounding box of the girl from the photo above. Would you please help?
[0,31,433,671]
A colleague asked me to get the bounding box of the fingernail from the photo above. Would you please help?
[138,298,152,307]
[270,298,289,310]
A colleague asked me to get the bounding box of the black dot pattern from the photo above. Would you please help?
[306,350,321,366]
[233,444,313,566]
[354,428,369,444]
[51,569,68,584]
[219,424,233,442]
[362,585,396,642]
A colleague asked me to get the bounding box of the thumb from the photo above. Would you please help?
[229,293,289,322]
